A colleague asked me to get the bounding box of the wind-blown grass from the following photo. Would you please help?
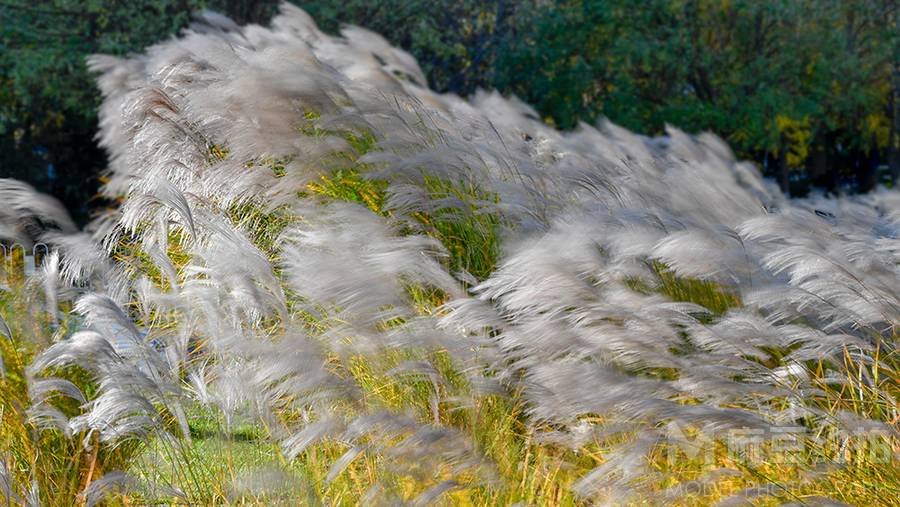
[0,3,897,505]
[0,284,144,506]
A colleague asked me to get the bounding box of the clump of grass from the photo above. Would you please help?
[651,261,742,316]
[307,169,387,215]
[0,284,142,506]
[415,176,502,283]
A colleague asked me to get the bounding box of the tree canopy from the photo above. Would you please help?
[306,0,900,195]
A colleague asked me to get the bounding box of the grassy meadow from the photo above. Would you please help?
[0,4,898,506]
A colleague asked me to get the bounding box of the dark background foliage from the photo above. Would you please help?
[3,0,899,224]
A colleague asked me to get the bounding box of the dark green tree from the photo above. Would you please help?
[4,0,900,213]
[300,0,527,96]
[0,0,278,223]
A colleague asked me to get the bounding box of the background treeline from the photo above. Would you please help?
[3,0,899,223]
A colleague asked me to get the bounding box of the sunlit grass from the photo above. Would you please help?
[0,284,142,506]
[3,255,897,506]
[81,168,900,505]
[3,144,898,507]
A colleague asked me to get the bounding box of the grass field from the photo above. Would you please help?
[1,4,899,505]
[1,227,897,506]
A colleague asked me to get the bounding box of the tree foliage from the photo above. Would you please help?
[0,0,279,223]
[2,0,900,215]
[303,0,900,195]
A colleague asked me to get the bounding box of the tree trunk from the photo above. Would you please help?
[860,137,880,193]
[890,145,900,186]
[891,63,900,185]
[892,7,900,186]
[850,144,877,194]
[808,130,829,191]
[777,147,791,196]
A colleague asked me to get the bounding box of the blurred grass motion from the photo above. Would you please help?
[0,3,898,506]
[1,279,896,505]
[0,286,141,506]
